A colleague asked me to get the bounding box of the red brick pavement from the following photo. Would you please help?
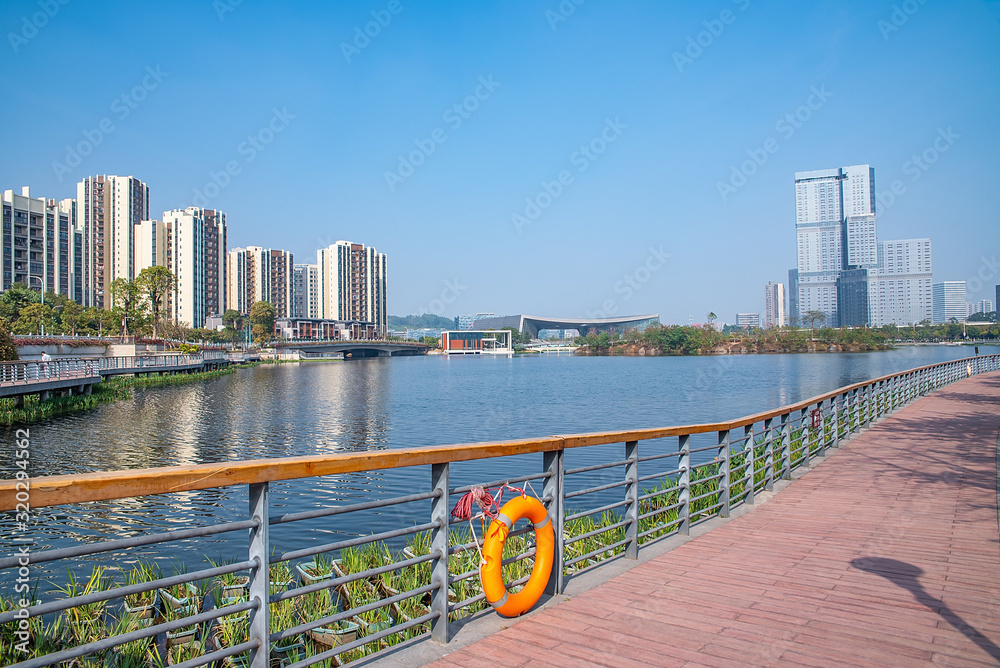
[429,373,1000,667]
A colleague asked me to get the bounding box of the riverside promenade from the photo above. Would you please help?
[416,372,1000,667]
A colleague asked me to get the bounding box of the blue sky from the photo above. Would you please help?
[2,0,998,323]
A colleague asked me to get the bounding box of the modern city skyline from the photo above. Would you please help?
[790,164,933,328]
[1,2,994,322]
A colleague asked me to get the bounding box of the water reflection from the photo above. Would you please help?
[1,346,996,574]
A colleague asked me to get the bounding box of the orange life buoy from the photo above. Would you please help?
[479,495,554,617]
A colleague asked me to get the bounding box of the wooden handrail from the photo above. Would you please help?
[1,354,994,512]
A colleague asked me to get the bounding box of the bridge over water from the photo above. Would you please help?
[274,339,430,358]
[0,355,996,667]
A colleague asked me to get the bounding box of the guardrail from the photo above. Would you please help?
[0,358,100,385]
[0,353,249,388]
[0,354,997,667]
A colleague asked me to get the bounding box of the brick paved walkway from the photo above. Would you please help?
[429,373,1000,667]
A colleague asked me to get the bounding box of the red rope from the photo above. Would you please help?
[450,483,527,522]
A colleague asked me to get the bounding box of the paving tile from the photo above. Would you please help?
[424,374,1000,668]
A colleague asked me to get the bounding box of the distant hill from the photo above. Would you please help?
[388,314,456,329]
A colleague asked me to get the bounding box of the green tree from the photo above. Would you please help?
[109,279,146,336]
[0,284,40,323]
[0,317,18,361]
[13,303,54,335]
[60,301,85,336]
[222,308,243,346]
[136,266,176,338]
[802,310,826,339]
[249,301,276,346]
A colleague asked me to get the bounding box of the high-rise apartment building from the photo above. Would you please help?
[932,281,967,324]
[968,299,993,317]
[1,188,83,301]
[227,246,295,318]
[134,219,168,270]
[868,239,933,326]
[793,167,867,327]
[292,263,319,318]
[76,175,149,308]
[317,241,387,334]
[763,282,785,328]
[791,165,933,327]
[157,207,227,328]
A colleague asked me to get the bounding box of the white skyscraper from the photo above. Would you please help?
[76,175,149,308]
[868,239,933,326]
[292,263,319,318]
[764,281,786,328]
[227,246,295,318]
[968,299,993,317]
[317,240,387,334]
[1,188,83,302]
[933,281,967,324]
[160,207,227,328]
[793,166,865,327]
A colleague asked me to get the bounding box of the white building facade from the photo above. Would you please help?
[1,188,83,302]
[227,246,295,318]
[868,239,933,327]
[292,263,319,318]
[764,282,786,328]
[76,175,149,308]
[317,240,387,334]
[932,281,968,324]
[159,207,227,328]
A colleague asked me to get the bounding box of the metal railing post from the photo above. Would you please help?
[248,482,269,668]
[624,440,639,558]
[763,417,774,491]
[678,434,690,535]
[430,463,450,643]
[717,430,730,517]
[859,384,872,428]
[543,449,564,595]
[780,412,792,480]
[832,395,841,448]
[743,424,755,505]
[817,400,827,457]
[801,408,811,468]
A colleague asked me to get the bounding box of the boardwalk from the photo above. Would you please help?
[422,372,1000,667]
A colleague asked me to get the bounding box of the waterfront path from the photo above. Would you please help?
[424,373,1000,667]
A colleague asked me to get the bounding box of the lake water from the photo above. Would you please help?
[2,344,996,581]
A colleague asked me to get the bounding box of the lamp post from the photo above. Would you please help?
[27,275,45,334]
